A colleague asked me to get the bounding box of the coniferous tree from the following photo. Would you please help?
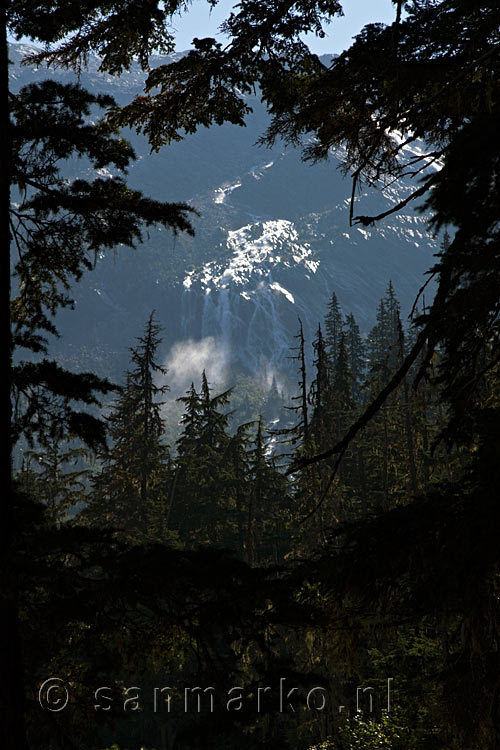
[332,331,354,441]
[308,324,331,447]
[246,416,266,566]
[4,16,193,743]
[9,81,193,451]
[17,439,88,524]
[85,313,172,543]
[328,330,358,515]
[262,374,284,423]
[324,290,344,368]
[366,296,387,373]
[362,285,406,509]
[345,312,365,404]
[299,324,339,543]
[199,370,232,453]
[225,421,253,559]
[172,373,234,548]
[366,281,401,378]
[5,71,193,744]
[131,312,170,532]
[397,316,419,497]
[282,319,309,449]
[6,3,500,746]
[245,416,291,565]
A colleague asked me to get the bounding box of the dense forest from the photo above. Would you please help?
[3,2,499,749]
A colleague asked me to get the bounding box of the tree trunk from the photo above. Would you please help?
[0,18,28,749]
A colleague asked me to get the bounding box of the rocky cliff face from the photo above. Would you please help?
[10,44,439,390]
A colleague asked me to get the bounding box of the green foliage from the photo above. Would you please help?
[10,77,194,448]
[17,438,89,523]
[325,291,343,367]
[17,485,298,750]
[6,2,500,748]
[345,313,365,403]
[11,80,193,341]
[106,1,343,149]
[8,1,178,74]
[366,282,401,378]
[311,710,411,750]
[84,313,173,543]
[228,373,274,426]
[171,372,236,547]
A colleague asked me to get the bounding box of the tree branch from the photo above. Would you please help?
[354,175,436,226]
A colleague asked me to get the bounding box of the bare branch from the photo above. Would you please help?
[354,175,436,226]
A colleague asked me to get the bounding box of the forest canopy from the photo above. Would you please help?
[3,2,500,749]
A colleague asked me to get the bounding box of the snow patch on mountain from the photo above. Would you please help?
[269,282,295,304]
[184,219,319,292]
[214,181,242,204]
[250,161,274,180]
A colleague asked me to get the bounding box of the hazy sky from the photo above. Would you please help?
[171,0,400,54]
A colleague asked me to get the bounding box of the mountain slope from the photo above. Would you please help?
[10,43,439,391]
